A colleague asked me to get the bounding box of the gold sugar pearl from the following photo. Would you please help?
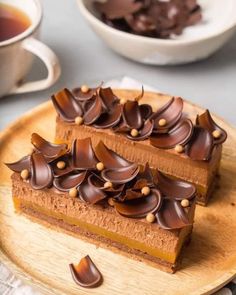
[81,84,89,93]
[146,213,156,223]
[108,198,115,206]
[141,186,150,196]
[96,162,105,171]
[175,144,184,153]
[130,129,139,137]
[212,130,221,139]
[75,116,84,125]
[158,118,167,127]
[21,169,29,180]
[120,98,127,105]
[104,181,113,189]
[181,199,190,208]
[69,187,78,198]
[57,161,66,170]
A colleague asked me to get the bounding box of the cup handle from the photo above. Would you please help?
[9,37,61,95]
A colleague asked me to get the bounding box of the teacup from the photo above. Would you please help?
[0,0,61,97]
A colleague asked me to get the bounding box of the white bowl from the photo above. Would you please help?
[77,0,236,65]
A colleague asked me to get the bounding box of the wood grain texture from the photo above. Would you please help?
[0,90,236,295]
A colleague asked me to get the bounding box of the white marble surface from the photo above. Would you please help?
[0,0,236,130]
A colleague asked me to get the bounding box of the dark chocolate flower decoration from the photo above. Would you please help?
[31,133,68,162]
[186,126,213,161]
[69,255,103,288]
[150,119,193,149]
[156,199,192,230]
[126,119,154,141]
[73,86,98,102]
[156,170,196,200]
[53,171,87,192]
[30,152,53,189]
[50,154,74,177]
[99,87,120,110]
[95,0,143,20]
[51,88,83,122]
[114,189,162,218]
[151,97,183,133]
[72,138,98,170]
[93,103,122,129]
[5,155,30,172]
[196,110,227,145]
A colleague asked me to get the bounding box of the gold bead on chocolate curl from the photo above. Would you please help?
[108,198,115,207]
[181,199,190,208]
[158,118,167,127]
[141,186,150,196]
[104,181,113,189]
[81,84,89,93]
[96,162,105,171]
[57,161,66,170]
[175,144,184,153]
[120,98,127,105]
[212,130,221,139]
[75,116,83,125]
[130,129,139,137]
[69,187,78,198]
[21,169,29,180]
[146,213,156,223]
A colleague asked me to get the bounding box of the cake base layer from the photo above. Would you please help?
[55,117,222,206]
[18,204,192,273]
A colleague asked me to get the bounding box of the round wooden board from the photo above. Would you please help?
[0,90,236,295]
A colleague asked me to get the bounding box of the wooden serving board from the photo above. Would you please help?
[0,90,236,295]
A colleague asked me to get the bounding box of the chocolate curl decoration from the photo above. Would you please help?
[156,199,191,230]
[95,0,143,20]
[122,100,143,129]
[156,170,196,200]
[93,103,122,129]
[51,88,83,122]
[137,163,155,186]
[186,126,213,161]
[83,95,103,125]
[102,164,139,184]
[69,256,103,288]
[72,138,99,170]
[140,104,153,120]
[95,141,133,168]
[30,152,53,189]
[31,133,68,162]
[79,178,106,204]
[51,155,74,178]
[53,171,87,192]
[196,110,227,145]
[150,119,193,149]
[99,87,119,109]
[5,155,31,172]
[151,97,183,133]
[114,189,162,218]
[73,87,97,102]
[127,119,154,141]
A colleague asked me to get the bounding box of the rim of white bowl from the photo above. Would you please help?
[78,0,236,45]
[0,0,42,48]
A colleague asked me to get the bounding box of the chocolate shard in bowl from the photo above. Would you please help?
[95,0,143,20]
[69,255,103,288]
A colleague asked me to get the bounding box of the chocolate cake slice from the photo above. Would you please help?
[51,86,227,206]
[6,135,196,273]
